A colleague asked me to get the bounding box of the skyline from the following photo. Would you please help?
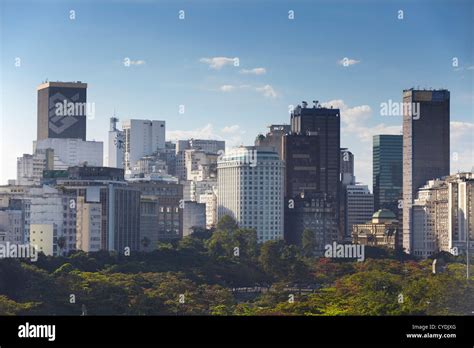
[1,0,473,186]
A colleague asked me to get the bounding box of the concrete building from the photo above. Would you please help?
[57,167,141,252]
[284,195,339,249]
[182,201,206,237]
[255,124,290,160]
[76,196,102,252]
[176,139,225,155]
[446,173,474,254]
[199,189,218,229]
[217,147,285,242]
[352,209,399,249]
[17,149,55,186]
[412,179,446,258]
[129,180,183,249]
[175,140,224,181]
[402,89,450,254]
[37,81,88,141]
[373,135,402,214]
[345,184,374,239]
[0,208,23,244]
[34,138,103,167]
[108,117,124,168]
[30,224,55,256]
[123,119,166,173]
[0,185,76,256]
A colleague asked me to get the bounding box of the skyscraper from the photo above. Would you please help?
[123,119,166,172]
[290,101,340,205]
[108,117,124,169]
[373,135,402,213]
[402,89,450,254]
[345,184,374,238]
[37,81,87,141]
[282,133,320,198]
[217,147,284,243]
[255,124,291,160]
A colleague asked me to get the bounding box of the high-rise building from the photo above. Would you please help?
[34,138,103,167]
[290,101,340,203]
[0,185,76,256]
[340,148,355,186]
[0,208,23,245]
[446,173,474,254]
[123,119,166,172]
[255,124,290,160]
[282,133,320,198]
[373,135,402,213]
[57,166,141,252]
[129,179,183,249]
[217,147,285,242]
[402,89,450,254]
[340,148,356,240]
[199,189,218,229]
[345,184,374,238]
[412,178,447,258]
[37,81,88,141]
[17,149,55,186]
[108,117,124,169]
[175,139,225,181]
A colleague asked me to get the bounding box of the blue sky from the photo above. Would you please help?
[1,0,473,186]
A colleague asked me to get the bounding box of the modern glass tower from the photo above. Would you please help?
[373,134,403,214]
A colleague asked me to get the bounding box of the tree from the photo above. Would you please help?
[216,215,238,233]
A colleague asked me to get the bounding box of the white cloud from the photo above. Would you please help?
[200,57,237,70]
[219,85,235,92]
[240,67,266,75]
[337,57,360,67]
[255,84,277,98]
[129,60,146,66]
[221,125,240,134]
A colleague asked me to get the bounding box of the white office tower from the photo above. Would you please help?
[108,117,124,168]
[412,179,446,258]
[199,189,218,229]
[446,173,473,254]
[217,146,285,243]
[34,138,103,167]
[345,184,374,238]
[123,119,166,173]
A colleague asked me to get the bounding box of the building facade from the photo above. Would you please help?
[373,134,402,214]
[402,89,450,254]
[217,147,284,242]
[37,81,87,141]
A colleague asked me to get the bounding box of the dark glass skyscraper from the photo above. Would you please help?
[290,102,340,202]
[402,89,450,254]
[284,101,341,248]
[373,135,402,214]
[37,81,87,141]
